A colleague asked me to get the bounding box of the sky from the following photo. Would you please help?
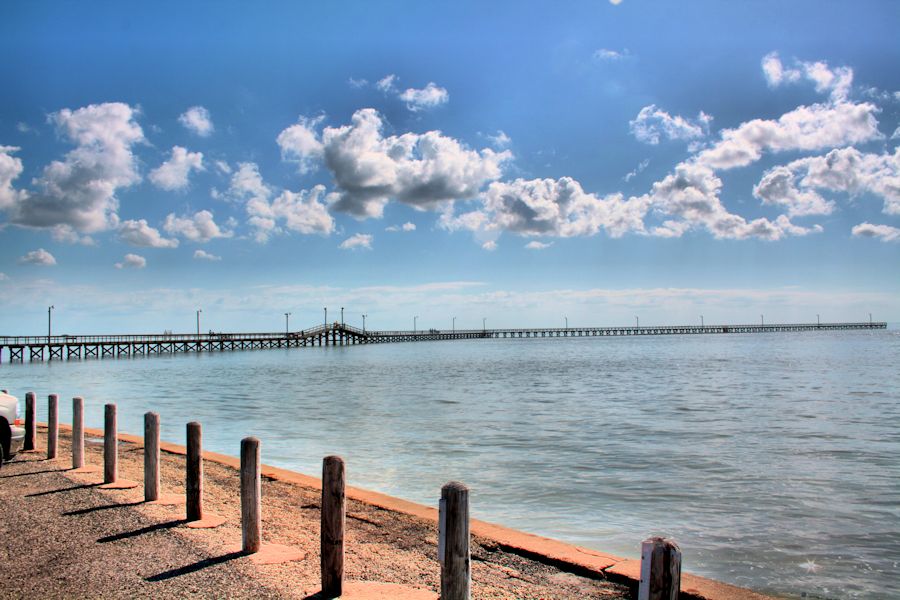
[1,0,898,335]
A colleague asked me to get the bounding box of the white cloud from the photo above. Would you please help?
[214,160,231,175]
[178,106,214,137]
[851,222,900,242]
[276,116,325,174]
[227,162,272,204]
[163,210,233,242]
[481,240,498,251]
[386,221,416,232]
[761,52,853,101]
[348,77,369,89]
[118,219,179,248]
[0,145,25,210]
[115,253,146,269]
[629,105,711,145]
[443,177,649,238]
[0,272,7,281]
[19,248,57,266]
[376,74,398,93]
[5,102,143,233]
[323,108,510,218]
[609,0,623,4]
[193,249,222,261]
[149,146,204,191]
[752,166,834,217]
[399,82,449,112]
[339,233,373,250]
[593,48,629,61]
[246,184,335,242]
[485,130,512,149]
[893,126,900,140]
[624,159,650,182]
[525,240,553,250]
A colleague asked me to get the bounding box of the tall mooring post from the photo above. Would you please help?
[24,391,36,451]
[144,412,160,502]
[240,436,261,553]
[440,481,471,600]
[104,403,117,484]
[321,455,346,597]
[72,396,84,469]
[639,537,681,600]
[47,393,59,459]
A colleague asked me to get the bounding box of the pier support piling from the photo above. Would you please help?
[72,397,84,469]
[321,455,346,598]
[440,481,471,600]
[47,394,59,459]
[144,412,160,501]
[240,436,261,553]
[639,536,681,600]
[24,391,36,451]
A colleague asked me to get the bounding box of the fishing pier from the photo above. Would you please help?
[0,320,886,364]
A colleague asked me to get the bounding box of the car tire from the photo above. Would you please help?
[0,439,4,469]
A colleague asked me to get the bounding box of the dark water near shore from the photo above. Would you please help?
[3,329,899,598]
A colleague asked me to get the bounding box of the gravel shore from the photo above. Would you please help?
[0,428,630,599]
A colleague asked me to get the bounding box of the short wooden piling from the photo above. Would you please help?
[440,481,471,600]
[240,436,261,553]
[24,391,36,451]
[144,412,160,502]
[638,537,681,600]
[321,455,346,598]
[72,397,84,469]
[104,403,117,484]
[47,394,59,459]
[186,422,203,520]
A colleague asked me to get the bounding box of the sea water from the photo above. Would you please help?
[2,329,898,598]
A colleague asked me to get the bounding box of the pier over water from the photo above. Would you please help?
[0,320,886,364]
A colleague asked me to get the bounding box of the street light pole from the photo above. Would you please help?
[324,307,327,329]
[635,315,639,329]
[362,314,367,333]
[564,316,568,329]
[482,317,486,331]
[817,314,820,326]
[761,314,764,326]
[196,309,202,337]
[341,307,344,327]
[701,315,704,327]
[285,312,291,337]
[48,305,54,343]
[452,316,456,333]
[869,312,872,325]
[414,315,418,333]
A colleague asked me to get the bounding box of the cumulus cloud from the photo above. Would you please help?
[624,159,650,182]
[851,222,900,242]
[149,146,204,191]
[525,240,553,249]
[193,249,222,261]
[386,222,416,232]
[5,102,143,234]
[376,74,398,93]
[630,105,711,145]
[484,130,511,148]
[399,82,449,111]
[761,52,853,101]
[276,116,325,174]
[323,108,510,218]
[19,248,57,266]
[115,253,146,269]
[178,106,214,136]
[339,233,373,250]
[752,166,834,217]
[443,177,649,238]
[348,77,368,89]
[214,160,231,175]
[118,219,180,248]
[246,184,335,242]
[0,145,25,210]
[593,48,629,61]
[481,240,498,251]
[163,210,233,242]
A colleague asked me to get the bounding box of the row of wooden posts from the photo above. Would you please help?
[18,390,683,600]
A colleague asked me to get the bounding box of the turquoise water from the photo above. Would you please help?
[2,329,898,598]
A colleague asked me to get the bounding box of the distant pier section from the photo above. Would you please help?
[0,320,887,364]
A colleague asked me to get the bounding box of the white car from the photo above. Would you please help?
[0,391,25,467]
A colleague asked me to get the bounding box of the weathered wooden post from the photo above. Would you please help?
[72,396,84,469]
[639,537,681,600]
[24,391,36,451]
[186,422,203,520]
[440,481,471,600]
[321,455,346,597]
[240,436,261,553]
[144,412,160,502]
[104,403,117,484]
[47,393,59,459]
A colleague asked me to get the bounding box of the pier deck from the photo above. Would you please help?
[0,321,886,363]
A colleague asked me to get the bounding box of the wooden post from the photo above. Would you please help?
[240,436,261,553]
[72,397,84,469]
[47,394,59,459]
[440,481,471,600]
[639,537,681,600]
[321,455,346,597]
[24,391,36,451]
[144,412,160,502]
[186,422,203,521]
[104,403,117,484]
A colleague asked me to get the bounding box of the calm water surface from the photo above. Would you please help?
[3,330,898,598]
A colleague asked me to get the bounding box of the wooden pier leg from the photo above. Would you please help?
[144,412,160,501]
[24,391,36,451]
[639,537,681,600]
[47,394,59,459]
[104,403,117,483]
[241,436,261,553]
[72,397,84,469]
[186,422,203,520]
[321,455,346,598]
[440,481,471,600]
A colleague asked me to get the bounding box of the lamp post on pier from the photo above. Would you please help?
[761,314,764,326]
[635,315,639,329]
[869,312,872,325]
[324,307,327,329]
[341,307,344,327]
[482,317,486,332]
[452,316,456,333]
[564,316,568,329]
[284,312,291,337]
[700,315,704,327]
[817,314,820,326]
[48,305,54,343]
[196,309,202,337]
[414,315,418,334]
[362,314,367,333]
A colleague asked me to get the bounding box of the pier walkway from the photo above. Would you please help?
[0,321,886,364]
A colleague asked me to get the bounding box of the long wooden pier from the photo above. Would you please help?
[0,321,886,364]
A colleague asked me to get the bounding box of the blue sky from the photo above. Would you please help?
[1,0,898,334]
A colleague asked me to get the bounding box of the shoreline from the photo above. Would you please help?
[41,421,774,600]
